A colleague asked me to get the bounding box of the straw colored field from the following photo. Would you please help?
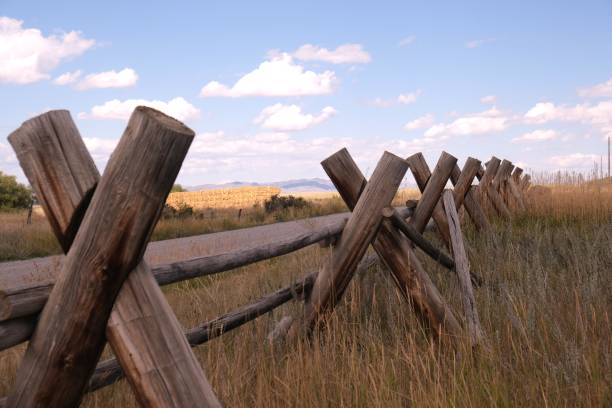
[284,187,420,205]
[0,184,610,407]
[167,186,281,210]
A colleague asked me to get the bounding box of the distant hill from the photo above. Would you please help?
[187,178,337,193]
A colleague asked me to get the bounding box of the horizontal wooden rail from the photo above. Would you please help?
[0,254,378,406]
[0,208,413,351]
[382,207,455,269]
[382,207,483,287]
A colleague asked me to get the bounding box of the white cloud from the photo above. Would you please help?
[254,104,337,131]
[292,43,371,64]
[53,70,82,85]
[404,114,435,131]
[512,129,558,143]
[423,107,508,140]
[79,97,200,121]
[465,38,496,49]
[524,100,612,138]
[548,153,599,168]
[398,36,416,47]
[480,95,497,104]
[578,78,612,98]
[0,16,95,84]
[75,68,138,90]
[179,130,435,183]
[82,137,118,169]
[199,53,336,97]
[397,90,421,104]
[372,90,421,107]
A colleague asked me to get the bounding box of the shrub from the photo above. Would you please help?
[0,171,32,210]
[161,202,194,219]
[263,194,310,213]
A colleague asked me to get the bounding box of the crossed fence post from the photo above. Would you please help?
[318,148,462,339]
[289,148,494,344]
[478,157,512,219]
[6,109,220,407]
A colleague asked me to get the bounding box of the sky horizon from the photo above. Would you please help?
[1,1,611,186]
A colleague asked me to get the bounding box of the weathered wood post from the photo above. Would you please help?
[493,159,514,207]
[406,152,457,247]
[442,190,483,346]
[449,158,491,231]
[300,151,409,332]
[520,174,531,192]
[320,148,461,339]
[506,166,526,211]
[6,108,219,407]
[478,158,511,219]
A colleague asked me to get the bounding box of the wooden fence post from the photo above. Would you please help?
[449,158,491,231]
[520,174,531,192]
[507,166,526,211]
[493,159,514,207]
[320,148,461,340]
[479,158,511,219]
[300,151,409,332]
[441,190,484,347]
[406,152,457,247]
[6,108,219,407]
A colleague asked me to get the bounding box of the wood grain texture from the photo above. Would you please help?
[301,151,409,332]
[507,177,526,211]
[406,152,457,247]
[6,107,219,408]
[320,148,461,340]
[494,160,515,207]
[449,159,490,231]
[479,158,511,219]
[442,190,483,346]
[520,174,531,191]
[465,186,491,231]
[512,167,524,182]
[7,110,99,252]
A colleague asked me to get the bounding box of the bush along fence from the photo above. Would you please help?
[0,108,531,407]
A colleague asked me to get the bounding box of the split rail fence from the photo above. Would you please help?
[0,108,531,407]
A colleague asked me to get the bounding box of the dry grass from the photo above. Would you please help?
[167,186,281,210]
[0,185,610,407]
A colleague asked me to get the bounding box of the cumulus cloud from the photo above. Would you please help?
[512,129,558,143]
[480,95,497,104]
[465,38,496,49]
[75,68,138,90]
[578,78,612,98]
[423,107,508,140]
[53,70,82,85]
[254,104,337,131]
[524,100,612,137]
[0,16,95,84]
[199,53,336,97]
[398,36,416,47]
[79,97,200,121]
[54,68,138,89]
[82,137,119,169]
[404,114,435,131]
[292,43,371,64]
[180,130,435,183]
[372,90,421,107]
[547,153,599,168]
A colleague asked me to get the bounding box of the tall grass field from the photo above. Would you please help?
[0,184,610,407]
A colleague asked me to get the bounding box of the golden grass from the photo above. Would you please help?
[167,186,281,210]
[0,185,610,407]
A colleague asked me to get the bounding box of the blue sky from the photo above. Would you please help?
[1,0,611,185]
